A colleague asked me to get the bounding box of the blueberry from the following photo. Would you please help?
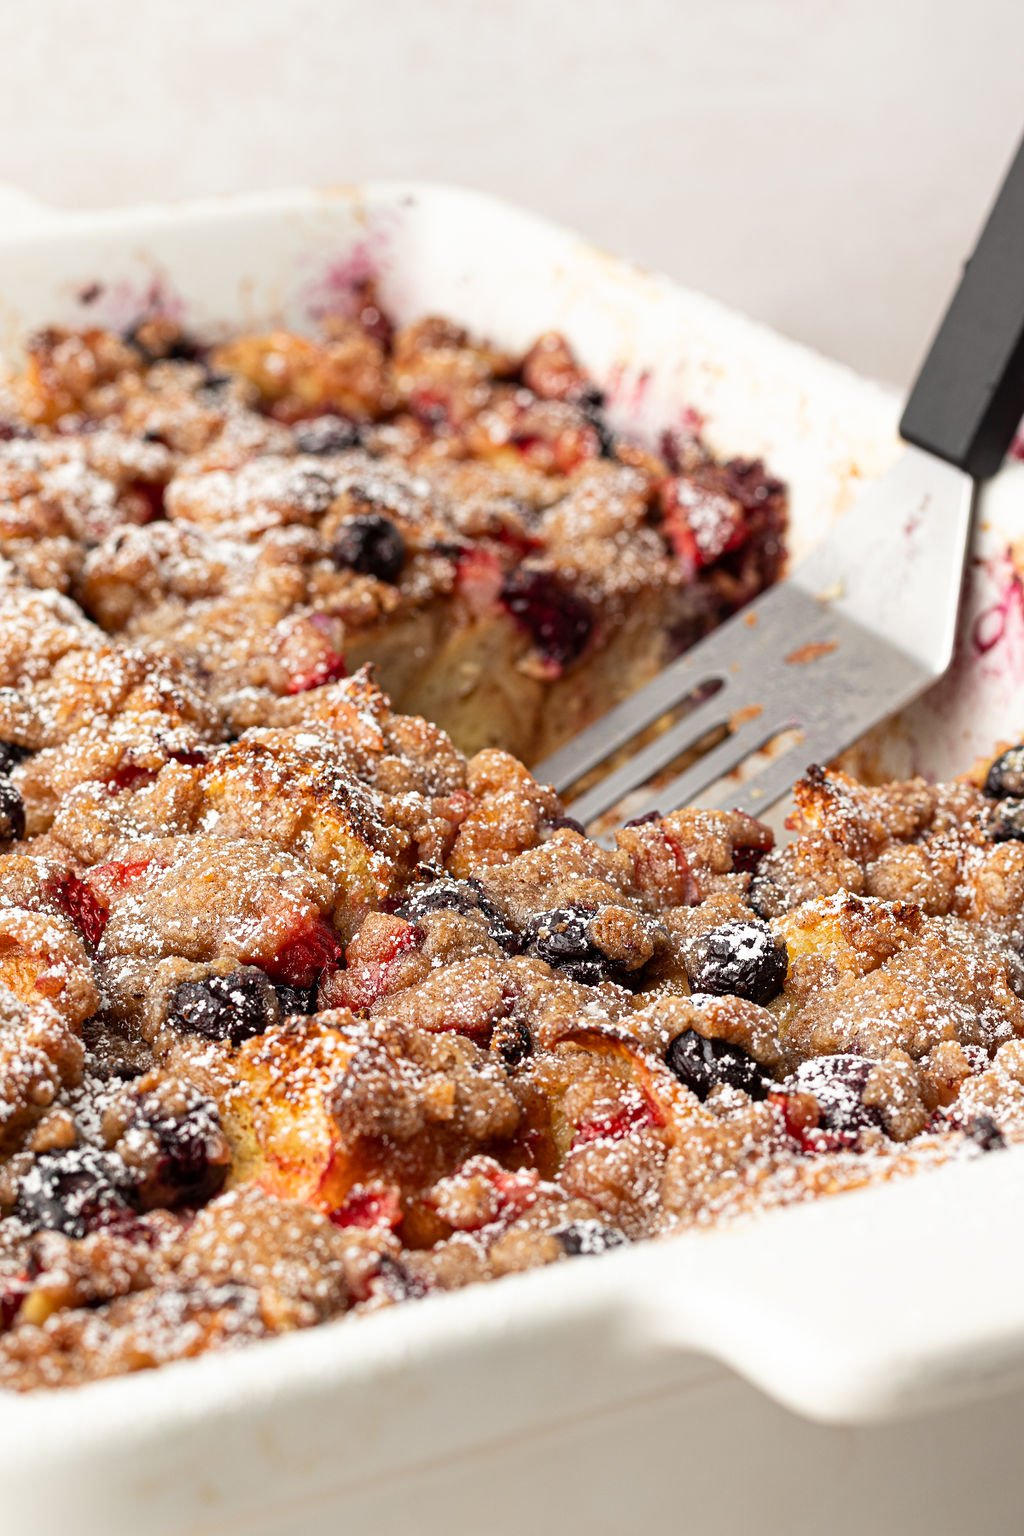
[685,920,788,1005]
[0,741,28,777]
[546,815,587,837]
[731,841,768,874]
[372,1255,428,1302]
[745,871,786,919]
[122,322,202,365]
[989,798,1024,842]
[15,1148,133,1238]
[490,1017,533,1067]
[553,1220,628,1256]
[500,569,593,670]
[525,906,609,985]
[133,1093,229,1208]
[965,1114,1006,1152]
[166,968,279,1046]
[783,1055,882,1135]
[985,746,1024,799]
[0,779,25,844]
[665,1028,768,1101]
[274,981,316,1016]
[397,877,519,953]
[332,513,405,583]
[294,415,361,455]
[576,388,617,458]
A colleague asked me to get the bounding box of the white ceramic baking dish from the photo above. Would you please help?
[2,182,1024,1536]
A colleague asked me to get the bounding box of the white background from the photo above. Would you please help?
[0,0,1021,385]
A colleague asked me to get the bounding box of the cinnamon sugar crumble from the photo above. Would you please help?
[0,304,1015,1394]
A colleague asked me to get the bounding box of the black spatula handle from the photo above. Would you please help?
[900,132,1024,479]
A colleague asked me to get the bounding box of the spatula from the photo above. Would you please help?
[537,133,1024,828]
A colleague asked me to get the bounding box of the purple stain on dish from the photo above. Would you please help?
[601,362,655,429]
[68,272,187,332]
[299,212,401,325]
[971,565,1024,656]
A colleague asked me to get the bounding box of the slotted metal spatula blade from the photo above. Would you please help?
[537,449,974,826]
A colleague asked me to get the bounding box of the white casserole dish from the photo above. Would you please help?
[1,182,1024,1536]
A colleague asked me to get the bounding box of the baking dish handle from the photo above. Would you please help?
[0,186,60,240]
[635,1149,1024,1426]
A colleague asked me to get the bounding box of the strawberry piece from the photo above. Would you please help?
[574,1087,665,1147]
[429,1158,540,1233]
[486,1164,540,1222]
[454,545,504,616]
[124,479,166,524]
[50,873,109,947]
[91,857,153,892]
[329,1182,403,1232]
[261,916,343,988]
[660,475,746,577]
[768,1088,853,1153]
[331,917,421,1011]
[107,764,159,793]
[285,650,348,695]
[0,1273,27,1331]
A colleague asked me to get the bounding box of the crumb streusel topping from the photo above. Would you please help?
[0,303,1017,1393]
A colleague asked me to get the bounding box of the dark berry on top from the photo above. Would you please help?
[745,871,786,920]
[0,780,25,844]
[985,746,1024,799]
[500,569,594,670]
[397,877,519,953]
[525,906,608,986]
[294,415,361,455]
[731,842,768,874]
[575,386,617,459]
[274,981,316,1016]
[965,1114,1006,1152]
[665,1028,768,1102]
[783,1055,882,1135]
[554,1220,628,1257]
[166,968,279,1047]
[0,742,28,777]
[132,1092,230,1209]
[196,372,234,402]
[122,322,202,365]
[685,920,788,1005]
[624,810,662,828]
[546,814,587,837]
[14,1148,133,1238]
[490,1017,533,1067]
[332,513,406,584]
[989,798,1024,842]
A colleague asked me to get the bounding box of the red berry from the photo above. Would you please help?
[0,1273,28,1330]
[574,1088,663,1145]
[107,764,159,793]
[500,569,593,672]
[285,650,348,695]
[329,1183,403,1232]
[51,873,109,947]
[261,917,343,988]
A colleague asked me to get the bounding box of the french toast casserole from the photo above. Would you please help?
[0,303,1019,1392]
